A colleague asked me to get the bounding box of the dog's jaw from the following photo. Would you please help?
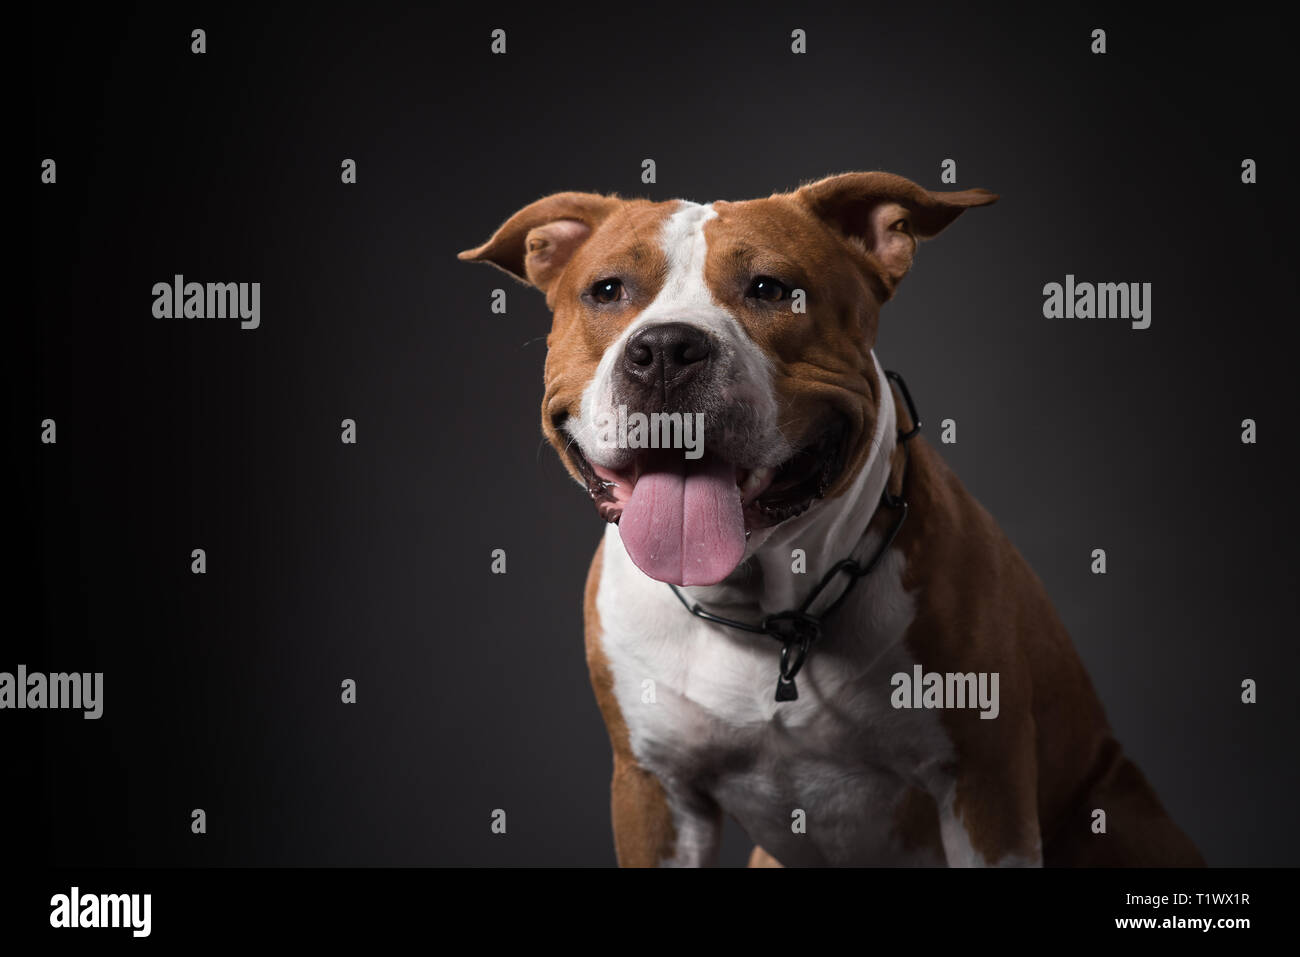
[679,352,898,613]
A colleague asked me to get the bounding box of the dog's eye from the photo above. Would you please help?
[590,278,624,304]
[747,276,788,302]
[889,218,911,234]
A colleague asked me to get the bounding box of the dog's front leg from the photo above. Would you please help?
[610,758,722,867]
[936,718,1044,867]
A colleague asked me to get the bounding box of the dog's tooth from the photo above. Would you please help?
[740,466,774,501]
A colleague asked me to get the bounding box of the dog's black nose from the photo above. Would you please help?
[622,323,712,392]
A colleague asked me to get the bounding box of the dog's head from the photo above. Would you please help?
[460,172,996,586]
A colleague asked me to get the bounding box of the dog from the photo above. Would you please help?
[460,171,1204,867]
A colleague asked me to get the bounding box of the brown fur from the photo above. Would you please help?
[699,197,883,495]
[584,538,679,866]
[887,430,1203,865]
[747,847,783,868]
[891,787,947,860]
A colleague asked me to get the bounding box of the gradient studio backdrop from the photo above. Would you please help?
[20,3,1299,866]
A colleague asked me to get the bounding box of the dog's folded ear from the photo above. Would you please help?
[458,191,620,294]
[795,172,998,297]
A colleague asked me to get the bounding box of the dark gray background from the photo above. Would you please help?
[18,2,1298,866]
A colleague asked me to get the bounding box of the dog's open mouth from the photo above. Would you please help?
[565,417,849,586]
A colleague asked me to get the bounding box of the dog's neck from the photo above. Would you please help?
[680,352,899,618]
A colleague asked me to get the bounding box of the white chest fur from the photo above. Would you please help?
[594,522,957,866]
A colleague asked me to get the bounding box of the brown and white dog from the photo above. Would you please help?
[460,172,1203,867]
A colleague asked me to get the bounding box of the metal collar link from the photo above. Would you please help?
[668,369,920,703]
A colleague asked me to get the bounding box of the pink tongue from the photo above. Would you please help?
[618,453,747,586]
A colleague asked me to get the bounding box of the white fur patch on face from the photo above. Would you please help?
[567,201,788,470]
[644,201,717,320]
